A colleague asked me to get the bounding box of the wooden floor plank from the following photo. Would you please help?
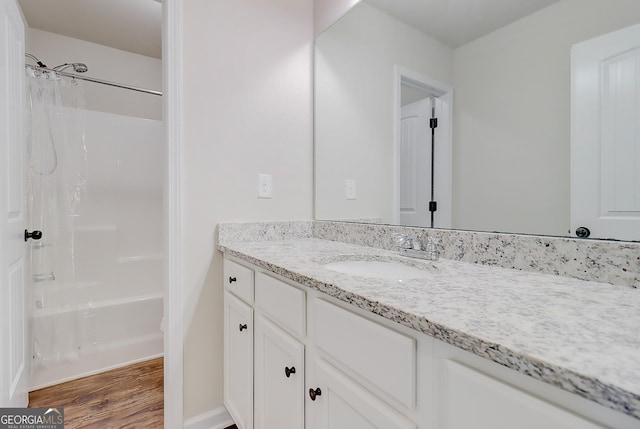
[29,358,164,429]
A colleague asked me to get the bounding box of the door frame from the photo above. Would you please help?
[163,0,183,427]
[392,66,453,227]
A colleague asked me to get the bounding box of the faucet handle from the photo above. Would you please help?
[427,235,441,246]
[393,233,412,249]
[425,235,442,260]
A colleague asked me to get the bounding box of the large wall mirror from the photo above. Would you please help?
[314,0,640,241]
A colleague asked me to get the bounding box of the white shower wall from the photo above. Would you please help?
[30,109,163,389]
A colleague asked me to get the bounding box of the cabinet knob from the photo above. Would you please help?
[25,229,43,242]
[309,387,322,401]
[229,276,237,284]
[285,366,296,378]
[239,323,248,332]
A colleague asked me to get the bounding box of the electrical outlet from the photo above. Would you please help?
[258,174,272,198]
[345,179,356,200]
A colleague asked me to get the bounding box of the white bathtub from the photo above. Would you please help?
[29,293,163,390]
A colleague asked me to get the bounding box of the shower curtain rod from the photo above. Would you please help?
[26,64,163,97]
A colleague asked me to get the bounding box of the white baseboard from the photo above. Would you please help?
[184,406,234,429]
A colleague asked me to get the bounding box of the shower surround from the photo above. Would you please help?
[29,109,163,389]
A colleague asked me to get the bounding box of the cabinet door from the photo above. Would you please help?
[224,292,254,429]
[307,358,416,429]
[254,313,304,429]
[437,359,606,429]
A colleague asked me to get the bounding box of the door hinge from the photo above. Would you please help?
[430,118,438,129]
[429,201,437,212]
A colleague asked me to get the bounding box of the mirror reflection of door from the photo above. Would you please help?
[400,96,432,227]
[571,23,640,241]
[397,71,452,228]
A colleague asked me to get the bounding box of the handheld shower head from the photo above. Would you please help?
[73,63,88,73]
[52,63,88,73]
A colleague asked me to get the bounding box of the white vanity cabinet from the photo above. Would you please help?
[306,297,425,428]
[253,269,307,429]
[223,291,254,429]
[433,342,635,429]
[254,313,305,429]
[223,255,638,429]
[435,358,605,429]
[306,357,417,429]
[225,259,308,429]
[223,259,256,429]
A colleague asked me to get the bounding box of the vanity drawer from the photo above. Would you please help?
[224,259,254,304]
[255,272,306,338]
[314,298,416,409]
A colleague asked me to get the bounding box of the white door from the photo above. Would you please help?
[223,292,254,429]
[400,98,431,228]
[306,358,415,429]
[571,23,640,241]
[399,97,451,229]
[254,313,304,429]
[0,0,28,408]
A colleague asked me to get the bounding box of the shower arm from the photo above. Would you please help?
[25,53,47,68]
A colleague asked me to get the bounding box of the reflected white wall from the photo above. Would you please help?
[315,3,453,223]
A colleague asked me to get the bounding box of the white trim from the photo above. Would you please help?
[163,0,184,428]
[184,407,234,429]
[392,65,453,228]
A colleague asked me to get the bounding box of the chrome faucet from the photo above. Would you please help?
[393,232,441,261]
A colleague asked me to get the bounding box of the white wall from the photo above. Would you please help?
[314,0,360,37]
[26,28,162,120]
[182,0,314,419]
[315,3,453,224]
[452,0,640,235]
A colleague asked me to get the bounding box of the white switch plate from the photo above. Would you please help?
[345,179,356,200]
[258,174,272,198]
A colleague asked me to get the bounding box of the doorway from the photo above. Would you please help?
[0,1,183,424]
[394,66,453,228]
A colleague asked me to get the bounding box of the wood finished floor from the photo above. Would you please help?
[29,358,164,428]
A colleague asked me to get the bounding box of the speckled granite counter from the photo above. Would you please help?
[217,238,640,421]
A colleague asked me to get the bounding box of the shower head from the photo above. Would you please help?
[52,63,88,73]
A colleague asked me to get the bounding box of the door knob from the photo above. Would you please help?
[575,227,590,238]
[285,366,296,378]
[239,323,248,332]
[229,276,237,284]
[309,387,322,401]
[24,230,43,242]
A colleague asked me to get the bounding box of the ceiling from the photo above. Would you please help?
[366,0,562,48]
[18,0,162,59]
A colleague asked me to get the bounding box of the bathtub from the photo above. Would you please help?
[29,292,163,390]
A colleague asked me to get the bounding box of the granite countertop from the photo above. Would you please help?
[217,238,640,421]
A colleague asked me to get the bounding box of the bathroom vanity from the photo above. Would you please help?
[219,229,640,429]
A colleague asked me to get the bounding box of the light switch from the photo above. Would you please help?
[345,179,356,200]
[258,174,272,198]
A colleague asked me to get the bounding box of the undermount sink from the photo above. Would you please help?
[322,260,433,281]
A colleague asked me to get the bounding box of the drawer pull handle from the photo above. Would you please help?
[285,366,296,378]
[229,276,237,284]
[239,324,248,332]
[309,387,322,401]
